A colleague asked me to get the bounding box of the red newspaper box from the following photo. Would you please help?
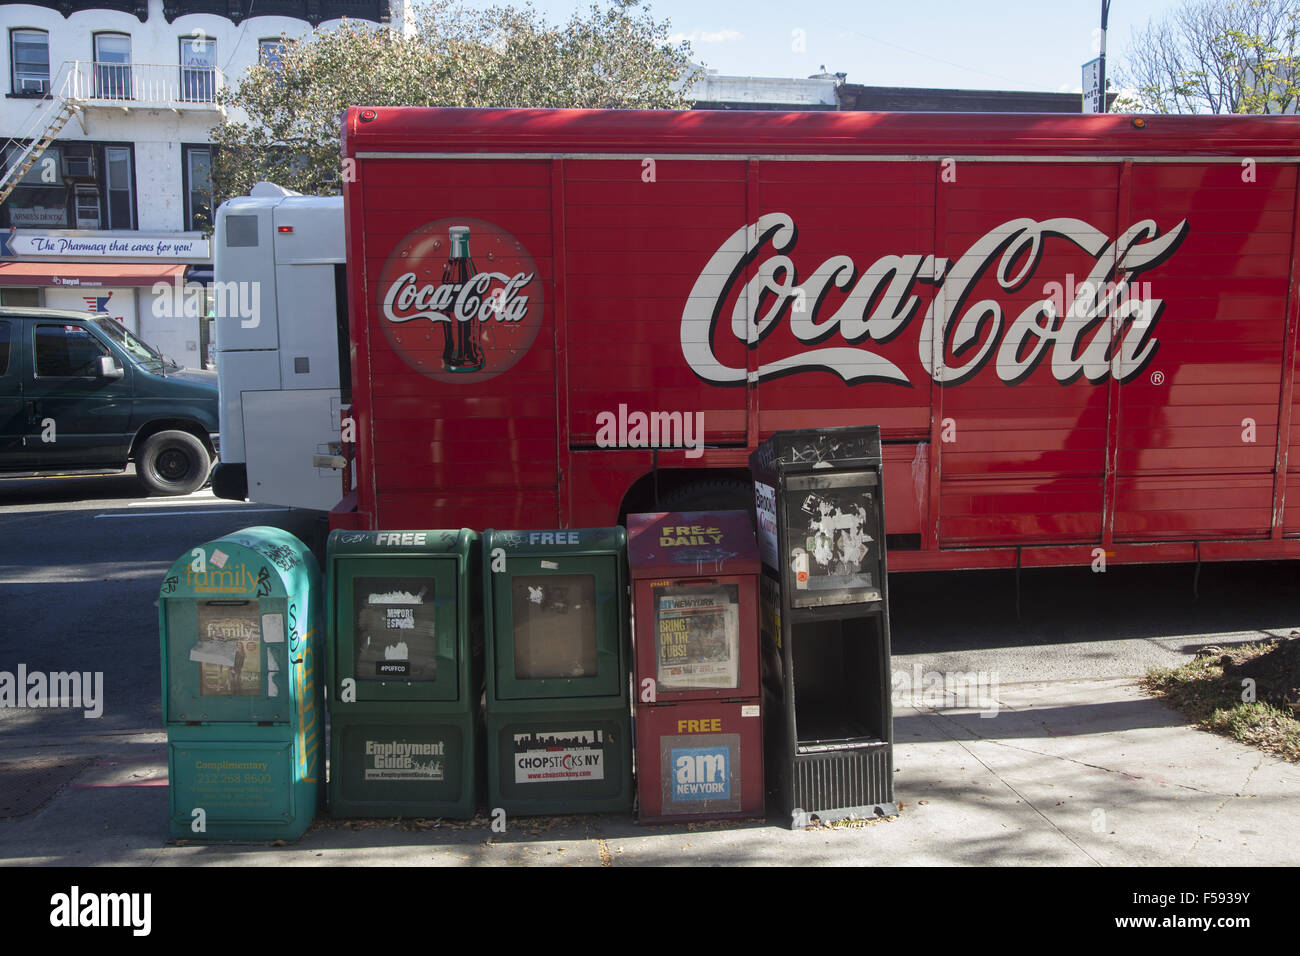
[628,510,764,823]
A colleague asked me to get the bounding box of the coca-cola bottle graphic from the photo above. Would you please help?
[441,225,485,373]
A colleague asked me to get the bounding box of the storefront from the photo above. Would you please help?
[0,231,213,369]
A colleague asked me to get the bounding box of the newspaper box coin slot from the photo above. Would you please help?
[750,426,896,828]
[159,526,323,841]
[628,510,765,823]
[325,529,482,819]
[483,527,632,815]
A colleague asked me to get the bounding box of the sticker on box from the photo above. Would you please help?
[513,729,605,783]
[261,613,284,643]
[658,734,742,814]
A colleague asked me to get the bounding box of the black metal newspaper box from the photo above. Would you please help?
[750,426,895,827]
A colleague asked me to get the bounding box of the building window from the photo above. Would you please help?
[259,38,288,70]
[0,141,135,231]
[74,184,100,228]
[0,289,40,311]
[105,146,133,229]
[11,29,50,95]
[180,36,216,102]
[94,33,132,99]
[182,145,212,231]
[1,143,64,226]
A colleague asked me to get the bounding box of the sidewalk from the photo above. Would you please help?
[3,676,1296,866]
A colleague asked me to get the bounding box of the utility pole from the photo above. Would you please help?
[1099,0,1111,112]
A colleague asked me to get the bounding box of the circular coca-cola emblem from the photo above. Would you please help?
[377,217,544,383]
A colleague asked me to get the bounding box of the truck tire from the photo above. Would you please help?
[137,430,211,496]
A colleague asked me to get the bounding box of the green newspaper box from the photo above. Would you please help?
[160,527,323,842]
[325,529,481,819]
[483,528,632,816]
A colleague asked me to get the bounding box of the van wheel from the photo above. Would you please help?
[137,430,211,496]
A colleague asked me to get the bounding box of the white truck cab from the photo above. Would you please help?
[211,183,350,511]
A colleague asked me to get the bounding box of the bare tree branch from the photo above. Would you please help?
[1115,0,1300,113]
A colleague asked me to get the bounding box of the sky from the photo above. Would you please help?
[454,0,1185,93]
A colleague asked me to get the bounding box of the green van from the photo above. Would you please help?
[0,306,219,495]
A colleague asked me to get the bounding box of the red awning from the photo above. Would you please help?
[0,261,188,288]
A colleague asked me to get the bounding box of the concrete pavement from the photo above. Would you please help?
[3,674,1295,866]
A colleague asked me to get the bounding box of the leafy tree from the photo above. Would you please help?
[210,0,700,200]
[1115,0,1300,113]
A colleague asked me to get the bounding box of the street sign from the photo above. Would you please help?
[1083,57,1102,112]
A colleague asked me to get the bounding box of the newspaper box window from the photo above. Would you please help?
[628,511,765,823]
[193,602,263,697]
[511,574,599,679]
[483,528,632,815]
[352,576,440,683]
[325,530,482,819]
[750,426,896,827]
[159,527,323,842]
[653,583,740,691]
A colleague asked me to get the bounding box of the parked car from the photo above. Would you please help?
[0,306,219,495]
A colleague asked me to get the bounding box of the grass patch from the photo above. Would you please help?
[1141,638,1300,763]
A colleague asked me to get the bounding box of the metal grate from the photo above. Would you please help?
[793,743,892,818]
[0,756,94,819]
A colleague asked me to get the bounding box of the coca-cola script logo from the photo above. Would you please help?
[378,217,544,383]
[682,213,1189,387]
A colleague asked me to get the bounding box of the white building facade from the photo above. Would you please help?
[0,0,391,366]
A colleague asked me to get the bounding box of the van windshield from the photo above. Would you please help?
[92,317,168,366]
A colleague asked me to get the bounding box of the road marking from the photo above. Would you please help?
[69,780,168,789]
[127,491,217,506]
[94,507,289,519]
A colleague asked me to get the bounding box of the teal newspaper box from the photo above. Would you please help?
[160,527,324,841]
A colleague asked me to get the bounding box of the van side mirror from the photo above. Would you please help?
[97,355,124,380]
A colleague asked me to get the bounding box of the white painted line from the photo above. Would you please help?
[124,500,226,509]
[127,491,218,506]
[94,507,290,519]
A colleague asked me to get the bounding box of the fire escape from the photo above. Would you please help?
[0,63,83,206]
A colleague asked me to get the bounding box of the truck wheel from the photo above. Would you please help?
[137,430,211,496]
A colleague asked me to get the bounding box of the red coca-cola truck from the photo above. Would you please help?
[336,106,1300,574]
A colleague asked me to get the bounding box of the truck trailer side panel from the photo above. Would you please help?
[340,107,1300,572]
